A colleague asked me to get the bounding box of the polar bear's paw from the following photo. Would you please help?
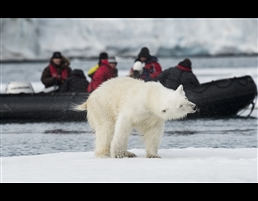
[125,151,137,158]
[147,155,161,159]
[112,151,137,158]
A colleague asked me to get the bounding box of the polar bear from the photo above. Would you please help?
[76,77,196,158]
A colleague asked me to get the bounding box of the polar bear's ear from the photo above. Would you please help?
[176,85,184,94]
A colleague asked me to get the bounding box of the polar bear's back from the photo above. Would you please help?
[93,77,166,97]
[90,77,146,102]
[87,77,163,115]
[100,77,145,92]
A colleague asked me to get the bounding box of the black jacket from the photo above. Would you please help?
[60,69,89,93]
[157,66,200,90]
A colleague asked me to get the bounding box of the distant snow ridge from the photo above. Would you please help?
[1,18,257,61]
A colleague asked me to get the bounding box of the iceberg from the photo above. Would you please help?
[1,18,257,61]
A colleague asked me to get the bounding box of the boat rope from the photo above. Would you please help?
[247,102,255,117]
[247,91,257,118]
[238,91,257,118]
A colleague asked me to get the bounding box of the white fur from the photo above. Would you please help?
[76,77,196,158]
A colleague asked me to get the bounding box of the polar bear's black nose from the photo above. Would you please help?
[193,105,197,112]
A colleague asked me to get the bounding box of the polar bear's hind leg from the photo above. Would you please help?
[94,121,114,158]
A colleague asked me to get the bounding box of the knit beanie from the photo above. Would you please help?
[51,51,63,59]
[138,47,150,58]
[99,52,108,60]
[178,58,192,69]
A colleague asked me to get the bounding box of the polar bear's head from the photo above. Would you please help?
[159,85,196,120]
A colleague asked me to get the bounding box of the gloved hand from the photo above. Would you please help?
[53,78,59,86]
[52,73,61,80]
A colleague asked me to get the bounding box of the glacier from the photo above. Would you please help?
[1,18,257,61]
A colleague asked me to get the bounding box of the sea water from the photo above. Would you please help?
[1,56,257,157]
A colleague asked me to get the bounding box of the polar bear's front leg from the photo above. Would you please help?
[111,115,136,158]
[142,121,164,158]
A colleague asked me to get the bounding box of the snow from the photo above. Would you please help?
[2,148,257,183]
[1,18,257,61]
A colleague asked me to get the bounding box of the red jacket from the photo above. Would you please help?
[87,60,114,93]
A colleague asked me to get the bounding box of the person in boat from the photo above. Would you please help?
[129,47,162,81]
[157,58,200,90]
[88,55,118,78]
[59,69,89,93]
[87,52,114,93]
[109,56,119,77]
[41,51,72,90]
[131,61,152,82]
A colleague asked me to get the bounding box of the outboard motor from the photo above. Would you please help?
[5,81,34,94]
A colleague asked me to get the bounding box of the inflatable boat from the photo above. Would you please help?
[185,75,257,118]
[0,75,257,122]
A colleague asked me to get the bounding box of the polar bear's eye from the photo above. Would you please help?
[162,110,166,113]
[179,105,183,108]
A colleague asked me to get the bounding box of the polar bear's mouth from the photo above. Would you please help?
[191,105,197,113]
[188,103,197,113]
